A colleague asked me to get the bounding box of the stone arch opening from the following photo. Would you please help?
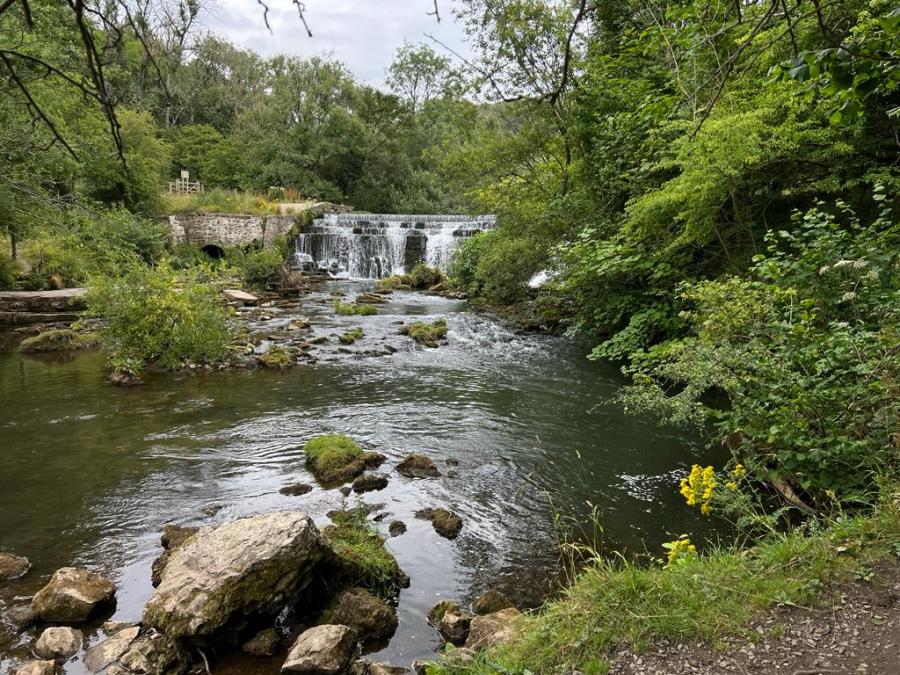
[201,244,225,259]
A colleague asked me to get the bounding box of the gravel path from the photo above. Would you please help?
[611,562,900,675]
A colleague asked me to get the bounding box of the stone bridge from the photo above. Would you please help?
[166,214,299,256]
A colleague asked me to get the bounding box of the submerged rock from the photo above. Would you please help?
[243,627,281,656]
[108,369,143,386]
[7,604,37,629]
[415,508,463,539]
[473,589,514,615]
[320,587,397,643]
[13,660,56,675]
[144,511,323,638]
[351,474,388,493]
[34,626,82,660]
[464,607,521,651]
[0,552,30,580]
[396,454,439,478]
[282,624,357,674]
[151,525,199,588]
[280,483,313,497]
[83,625,141,672]
[31,567,116,623]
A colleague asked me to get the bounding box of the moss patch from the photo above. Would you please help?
[333,300,378,316]
[402,319,448,348]
[257,344,293,369]
[323,507,407,600]
[305,434,365,484]
[340,328,365,345]
[20,329,98,353]
[376,275,411,291]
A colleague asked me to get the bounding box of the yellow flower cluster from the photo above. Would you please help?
[680,465,716,515]
[725,463,746,491]
[664,535,697,566]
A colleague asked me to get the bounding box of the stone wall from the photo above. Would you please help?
[167,214,298,250]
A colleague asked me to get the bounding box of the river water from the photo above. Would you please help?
[0,281,724,672]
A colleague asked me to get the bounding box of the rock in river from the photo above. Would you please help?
[31,567,116,623]
[151,524,199,588]
[464,607,521,651]
[396,454,439,478]
[243,627,281,656]
[351,474,388,493]
[282,624,357,675]
[473,589,513,615]
[13,660,56,675]
[144,511,323,638]
[321,587,398,642]
[83,625,141,672]
[415,508,462,539]
[280,483,313,497]
[34,626,82,660]
[0,552,30,580]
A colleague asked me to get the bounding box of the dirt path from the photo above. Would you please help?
[611,562,900,675]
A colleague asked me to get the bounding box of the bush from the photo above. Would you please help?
[449,229,544,304]
[85,262,234,373]
[227,246,285,291]
[407,263,442,289]
[0,251,19,290]
[163,188,279,215]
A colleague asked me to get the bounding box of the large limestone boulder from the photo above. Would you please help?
[13,660,56,675]
[34,626,82,660]
[464,607,521,651]
[321,587,397,642]
[143,511,323,638]
[0,552,30,580]
[83,625,141,672]
[31,567,116,622]
[282,625,357,674]
[150,525,198,587]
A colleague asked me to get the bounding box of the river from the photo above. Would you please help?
[0,280,724,672]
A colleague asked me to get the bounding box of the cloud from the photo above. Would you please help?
[198,0,471,86]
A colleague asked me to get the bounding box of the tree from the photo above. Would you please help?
[387,42,464,111]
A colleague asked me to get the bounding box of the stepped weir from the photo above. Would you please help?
[292,213,496,279]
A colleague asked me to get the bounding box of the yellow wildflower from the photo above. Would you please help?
[732,463,746,479]
[726,481,738,491]
[663,535,698,566]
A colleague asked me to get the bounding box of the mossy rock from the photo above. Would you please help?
[318,586,398,642]
[322,508,408,600]
[333,300,378,316]
[20,329,98,353]
[305,434,366,484]
[257,345,292,369]
[340,328,365,345]
[416,508,463,539]
[375,275,411,291]
[402,319,448,348]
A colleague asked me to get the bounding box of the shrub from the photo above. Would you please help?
[449,229,544,304]
[0,251,19,290]
[407,263,442,289]
[85,262,234,373]
[227,246,285,291]
[163,188,279,215]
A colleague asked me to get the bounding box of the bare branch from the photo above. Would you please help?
[292,1,312,37]
[427,0,440,23]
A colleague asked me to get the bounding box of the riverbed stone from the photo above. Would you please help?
[438,607,472,645]
[144,511,323,638]
[351,474,388,493]
[13,660,56,675]
[83,625,141,672]
[388,521,406,537]
[111,629,187,675]
[280,483,313,497]
[7,603,38,629]
[34,626,82,660]
[243,627,281,656]
[415,508,462,539]
[31,567,116,623]
[151,525,199,588]
[0,552,30,580]
[464,607,521,651]
[396,454,439,478]
[321,587,397,642]
[362,452,386,469]
[282,624,357,674]
[473,589,513,615]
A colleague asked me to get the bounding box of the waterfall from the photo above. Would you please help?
[292,213,496,279]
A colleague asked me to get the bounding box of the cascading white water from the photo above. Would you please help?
[293,213,496,279]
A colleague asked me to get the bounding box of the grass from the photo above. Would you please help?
[324,507,406,600]
[164,189,280,215]
[403,319,448,347]
[304,434,364,483]
[20,329,99,353]
[428,494,900,674]
[333,300,378,316]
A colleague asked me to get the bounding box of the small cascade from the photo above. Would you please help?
[292,213,496,279]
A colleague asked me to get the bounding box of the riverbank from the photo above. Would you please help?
[429,493,900,674]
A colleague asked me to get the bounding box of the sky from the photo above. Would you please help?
[198,0,471,87]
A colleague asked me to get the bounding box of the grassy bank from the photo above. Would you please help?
[430,492,900,674]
